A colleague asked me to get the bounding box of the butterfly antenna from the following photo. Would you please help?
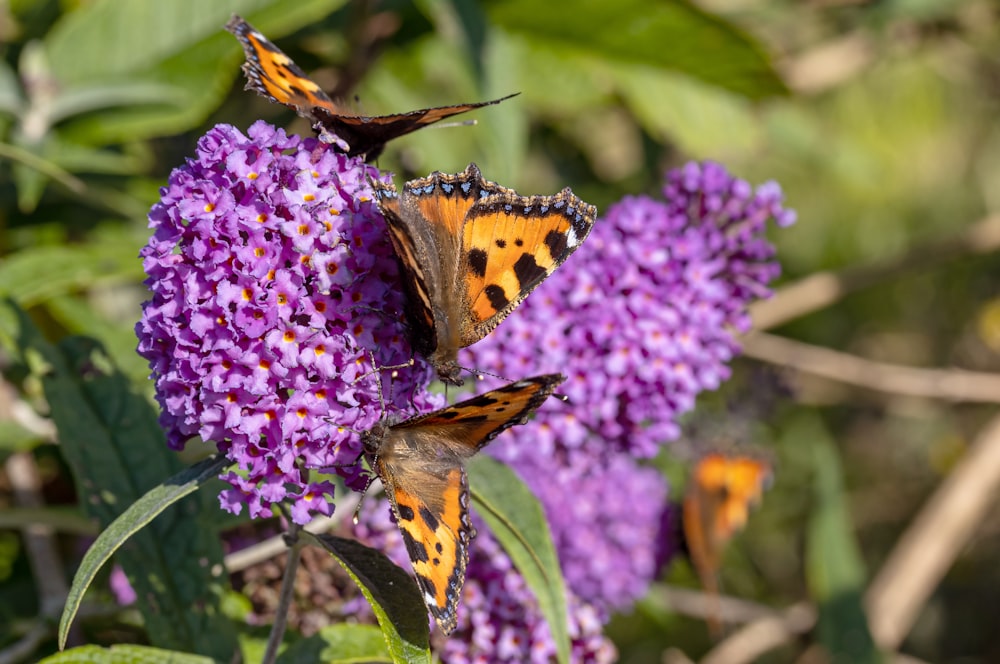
[457,364,507,384]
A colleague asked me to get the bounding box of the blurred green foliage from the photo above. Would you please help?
[2,0,1000,662]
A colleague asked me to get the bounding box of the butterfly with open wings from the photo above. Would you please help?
[225,15,516,160]
[373,164,597,385]
[361,373,566,634]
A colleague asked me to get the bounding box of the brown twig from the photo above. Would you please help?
[742,332,1000,403]
[224,513,341,573]
[865,412,1000,649]
[699,601,816,664]
[750,214,1000,331]
[646,584,783,625]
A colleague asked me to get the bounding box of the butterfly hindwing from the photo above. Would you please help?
[382,465,470,634]
[226,15,517,159]
[361,374,565,634]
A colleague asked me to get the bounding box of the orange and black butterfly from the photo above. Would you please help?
[225,15,517,161]
[682,453,772,635]
[372,164,597,385]
[361,373,566,634]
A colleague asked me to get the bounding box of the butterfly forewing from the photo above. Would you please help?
[462,188,596,343]
[362,374,565,634]
[227,15,517,160]
[226,15,339,116]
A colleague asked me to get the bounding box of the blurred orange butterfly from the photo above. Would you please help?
[682,453,772,635]
[226,15,517,161]
[361,373,566,634]
[372,164,597,385]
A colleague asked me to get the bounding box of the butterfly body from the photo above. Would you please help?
[361,374,566,634]
[373,164,597,384]
[226,15,517,160]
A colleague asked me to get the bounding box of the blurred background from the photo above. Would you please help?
[2,1,999,662]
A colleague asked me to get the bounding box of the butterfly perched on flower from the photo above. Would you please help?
[682,453,772,635]
[225,15,517,161]
[372,164,597,385]
[361,373,566,634]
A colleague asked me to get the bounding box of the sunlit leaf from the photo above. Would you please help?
[469,456,570,664]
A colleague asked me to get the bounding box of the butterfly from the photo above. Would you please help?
[361,373,566,634]
[682,453,772,635]
[372,163,597,385]
[225,15,517,161]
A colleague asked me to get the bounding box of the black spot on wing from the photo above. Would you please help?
[397,504,415,521]
[484,284,508,311]
[513,252,547,289]
[401,529,429,563]
[456,414,489,424]
[544,229,569,260]
[419,506,440,532]
[468,248,488,278]
[465,395,499,408]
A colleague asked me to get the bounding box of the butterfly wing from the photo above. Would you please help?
[227,16,517,159]
[326,94,519,160]
[373,164,516,383]
[394,373,566,451]
[460,187,597,346]
[363,374,565,633]
[226,15,341,119]
[682,454,772,635]
[374,454,471,635]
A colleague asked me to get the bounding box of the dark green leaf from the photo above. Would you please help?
[490,0,786,100]
[58,454,231,650]
[469,455,570,664]
[4,304,238,658]
[306,533,431,664]
[277,624,393,663]
[39,644,215,664]
[804,417,883,664]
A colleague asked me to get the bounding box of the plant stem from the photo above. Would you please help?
[261,520,303,664]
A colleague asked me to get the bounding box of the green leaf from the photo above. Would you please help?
[0,58,24,117]
[0,242,145,307]
[41,0,347,144]
[0,419,44,453]
[614,65,761,157]
[468,455,570,664]
[0,506,96,536]
[58,454,231,650]
[277,624,393,663]
[490,0,787,101]
[4,304,238,658]
[46,294,152,383]
[802,416,884,664]
[306,533,431,664]
[39,644,215,664]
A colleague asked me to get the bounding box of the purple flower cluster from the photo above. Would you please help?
[353,504,616,663]
[466,161,796,461]
[136,121,437,524]
[507,455,670,615]
[460,161,794,617]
